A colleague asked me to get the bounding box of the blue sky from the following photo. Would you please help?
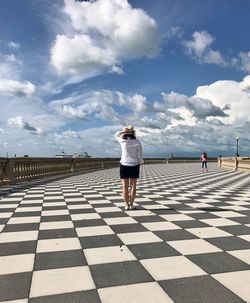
[0,0,250,158]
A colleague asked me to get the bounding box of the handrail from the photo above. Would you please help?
[1,156,243,185]
[218,157,250,172]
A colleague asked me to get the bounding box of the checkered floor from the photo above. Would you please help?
[0,163,250,303]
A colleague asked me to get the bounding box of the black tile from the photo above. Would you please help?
[0,241,37,256]
[73,218,106,228]
[42,206,68,211]
[99,212,128,218]
[187,252,250,274]
[34,250,87,270]
[0,208,16,213]
[111,224,147,234]
[69,208,96,214]
[219,225,250,235]
[189,213,218,220]
[0,272,32,301]
[79,234,123,249]
[38,228,77,239]
[28,290,101,303]
[133,216,165,223]
[174,220,209,229]
[128,242,181,259]
[155,229,197,241]
[41,215,71,222]
[90,260,154,288]
[12,211,41,217]
[206,236,250,251]
[160,275,245,303]
[3,223,40,232]
[0,218,11,224]
[231,217,250,224]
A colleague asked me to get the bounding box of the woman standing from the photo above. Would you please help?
[115,125,143,210]
[200,152,208,172]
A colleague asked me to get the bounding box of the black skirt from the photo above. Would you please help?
[120,164,140,179]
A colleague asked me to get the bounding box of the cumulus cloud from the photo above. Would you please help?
[51,0,160,80]
[0,79,36,97]
[183,31,226,66]
[196,75,250,124]
[8,41,20,49]
[7,116,45,136]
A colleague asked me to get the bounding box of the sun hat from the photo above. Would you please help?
[122,125,135,134]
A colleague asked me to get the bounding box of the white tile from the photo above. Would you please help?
[117,231,162,245]
[0,300,28,303]
[15,207,42,212]
[239,235,250,242]
[142,221,181,231]
[95,207,122,213]
[76,226,114,237]
[37,238,81,252]
[0,254,35,275]
[71,213,101,220]
[30,266,95,298]
[0,224,4,232]
[67,204,92,210]
[88,200,111,204]
[103,217,137,225]
[228,249,250,265]
[0,231,38,243]
[39,221,74,230]
[168,239,222,255]
[41,210,69,216]
[186,227,232,238]
[142,204,169,210]
[20,200,43,204]
[160,214,194,221]
[8,216,40,224]
[210,211,245,218]
[213,270,250,302]
[0,204,18,209]
[84,246,136,265]
[98,282,174,303]
[141,256,206,280]
[0,212,12,219]
[200,218,240,227]
[125,210,154,217]
[43,202,66,207]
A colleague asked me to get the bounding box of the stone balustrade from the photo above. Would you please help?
[218,157,250,172]
[0,157,168,185]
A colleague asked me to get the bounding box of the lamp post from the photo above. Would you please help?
[236,136,239,157]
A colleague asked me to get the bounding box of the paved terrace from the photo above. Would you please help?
[0,163,250,303]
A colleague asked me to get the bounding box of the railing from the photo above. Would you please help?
[218,157,250,172]
[1,156,239,186]
[0,157,120,185]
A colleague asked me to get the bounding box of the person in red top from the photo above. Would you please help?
[200,152,208,172]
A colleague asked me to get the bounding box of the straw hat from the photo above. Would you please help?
[122,125,135,134]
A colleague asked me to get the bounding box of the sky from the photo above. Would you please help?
[0,0,250,158]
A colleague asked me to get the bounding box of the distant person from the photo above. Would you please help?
[200,152,208,172]
[115,125,143,210]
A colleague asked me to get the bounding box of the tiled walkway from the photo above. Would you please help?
[0,163,250,303]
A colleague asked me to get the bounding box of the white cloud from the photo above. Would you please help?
[183,31,226,66]
[8,41,20,49]
[196,75,250,124]
[0,79,36,97]
[237,51,250,73]
[51,0,160,80]
[7,116,45,136]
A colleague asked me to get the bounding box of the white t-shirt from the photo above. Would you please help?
[115,132,143,166]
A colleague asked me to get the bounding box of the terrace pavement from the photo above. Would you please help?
[0,163,250,303]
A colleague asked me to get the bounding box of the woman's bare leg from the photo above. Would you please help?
[130,178,137,207]
[121,179,130,207]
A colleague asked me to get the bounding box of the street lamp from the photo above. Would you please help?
[236,136,239,157]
